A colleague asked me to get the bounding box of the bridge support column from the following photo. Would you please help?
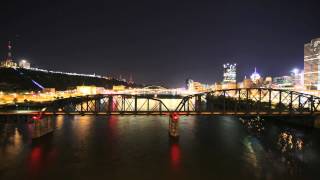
[108,96,113,114]
[159,102,162,115]
[268,89,272,115]
[223,90,226,115]
[289,91,293,115]
[298,95,302,114]
[246,89,249,115]
[147,98,150,115]
[195,95,201,114]
[86,95,89,112]
[95,99,100,114]
[169,113,179,138]
[135,96,138,114]
[187,99,190,114]
[121,96,125,115]
[279,91,282,114]
[311,96,314,114]
[258,88,261,115]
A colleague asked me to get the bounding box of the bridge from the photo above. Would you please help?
[2,88,319,117]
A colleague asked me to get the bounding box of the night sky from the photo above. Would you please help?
[1,0,320,87]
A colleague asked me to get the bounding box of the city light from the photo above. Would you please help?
[250,67,261,83]
[291,68,299,75]
[223,63,237,84]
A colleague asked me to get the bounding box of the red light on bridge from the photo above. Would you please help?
[170,112,179,121]
[32,115,42,120]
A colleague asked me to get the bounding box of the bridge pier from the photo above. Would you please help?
[169,113,179,138]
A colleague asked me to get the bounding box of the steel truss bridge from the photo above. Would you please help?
[36,88,320,116]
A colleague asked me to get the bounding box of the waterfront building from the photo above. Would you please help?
[304,38,320,90]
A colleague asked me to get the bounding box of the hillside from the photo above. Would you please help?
[0,68,137,91]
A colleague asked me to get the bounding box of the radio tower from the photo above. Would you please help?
[7,41,13,61]
[0,41,17,68]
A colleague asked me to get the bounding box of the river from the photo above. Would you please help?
[0,115,319,179]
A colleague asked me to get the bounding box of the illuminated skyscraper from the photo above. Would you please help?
[304,38,320,90]
[222,63,236,84]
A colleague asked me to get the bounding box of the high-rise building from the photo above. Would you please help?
[250,67,261,84]
[222,63,236,84]
[304,38,320,90]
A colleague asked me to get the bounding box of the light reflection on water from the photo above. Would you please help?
[0,115,319,179]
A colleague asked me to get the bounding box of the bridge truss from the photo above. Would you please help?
[176,88,320,115]
[44,88,320,116]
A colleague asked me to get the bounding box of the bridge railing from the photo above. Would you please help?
[44,88,320,115]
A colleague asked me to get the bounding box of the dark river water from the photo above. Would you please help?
[0,115,320,180]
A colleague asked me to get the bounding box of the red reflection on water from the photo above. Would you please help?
[28,146,43,177]
[107,115,119,159]
[27,144,58,178]
[170,143,181,169]
[108,115,118,128]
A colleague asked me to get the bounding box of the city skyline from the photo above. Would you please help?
[0,40,307,87]
[2,1,320,179]
[1,0,320,87]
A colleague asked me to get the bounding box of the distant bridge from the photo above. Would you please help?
[4,88,317,117]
